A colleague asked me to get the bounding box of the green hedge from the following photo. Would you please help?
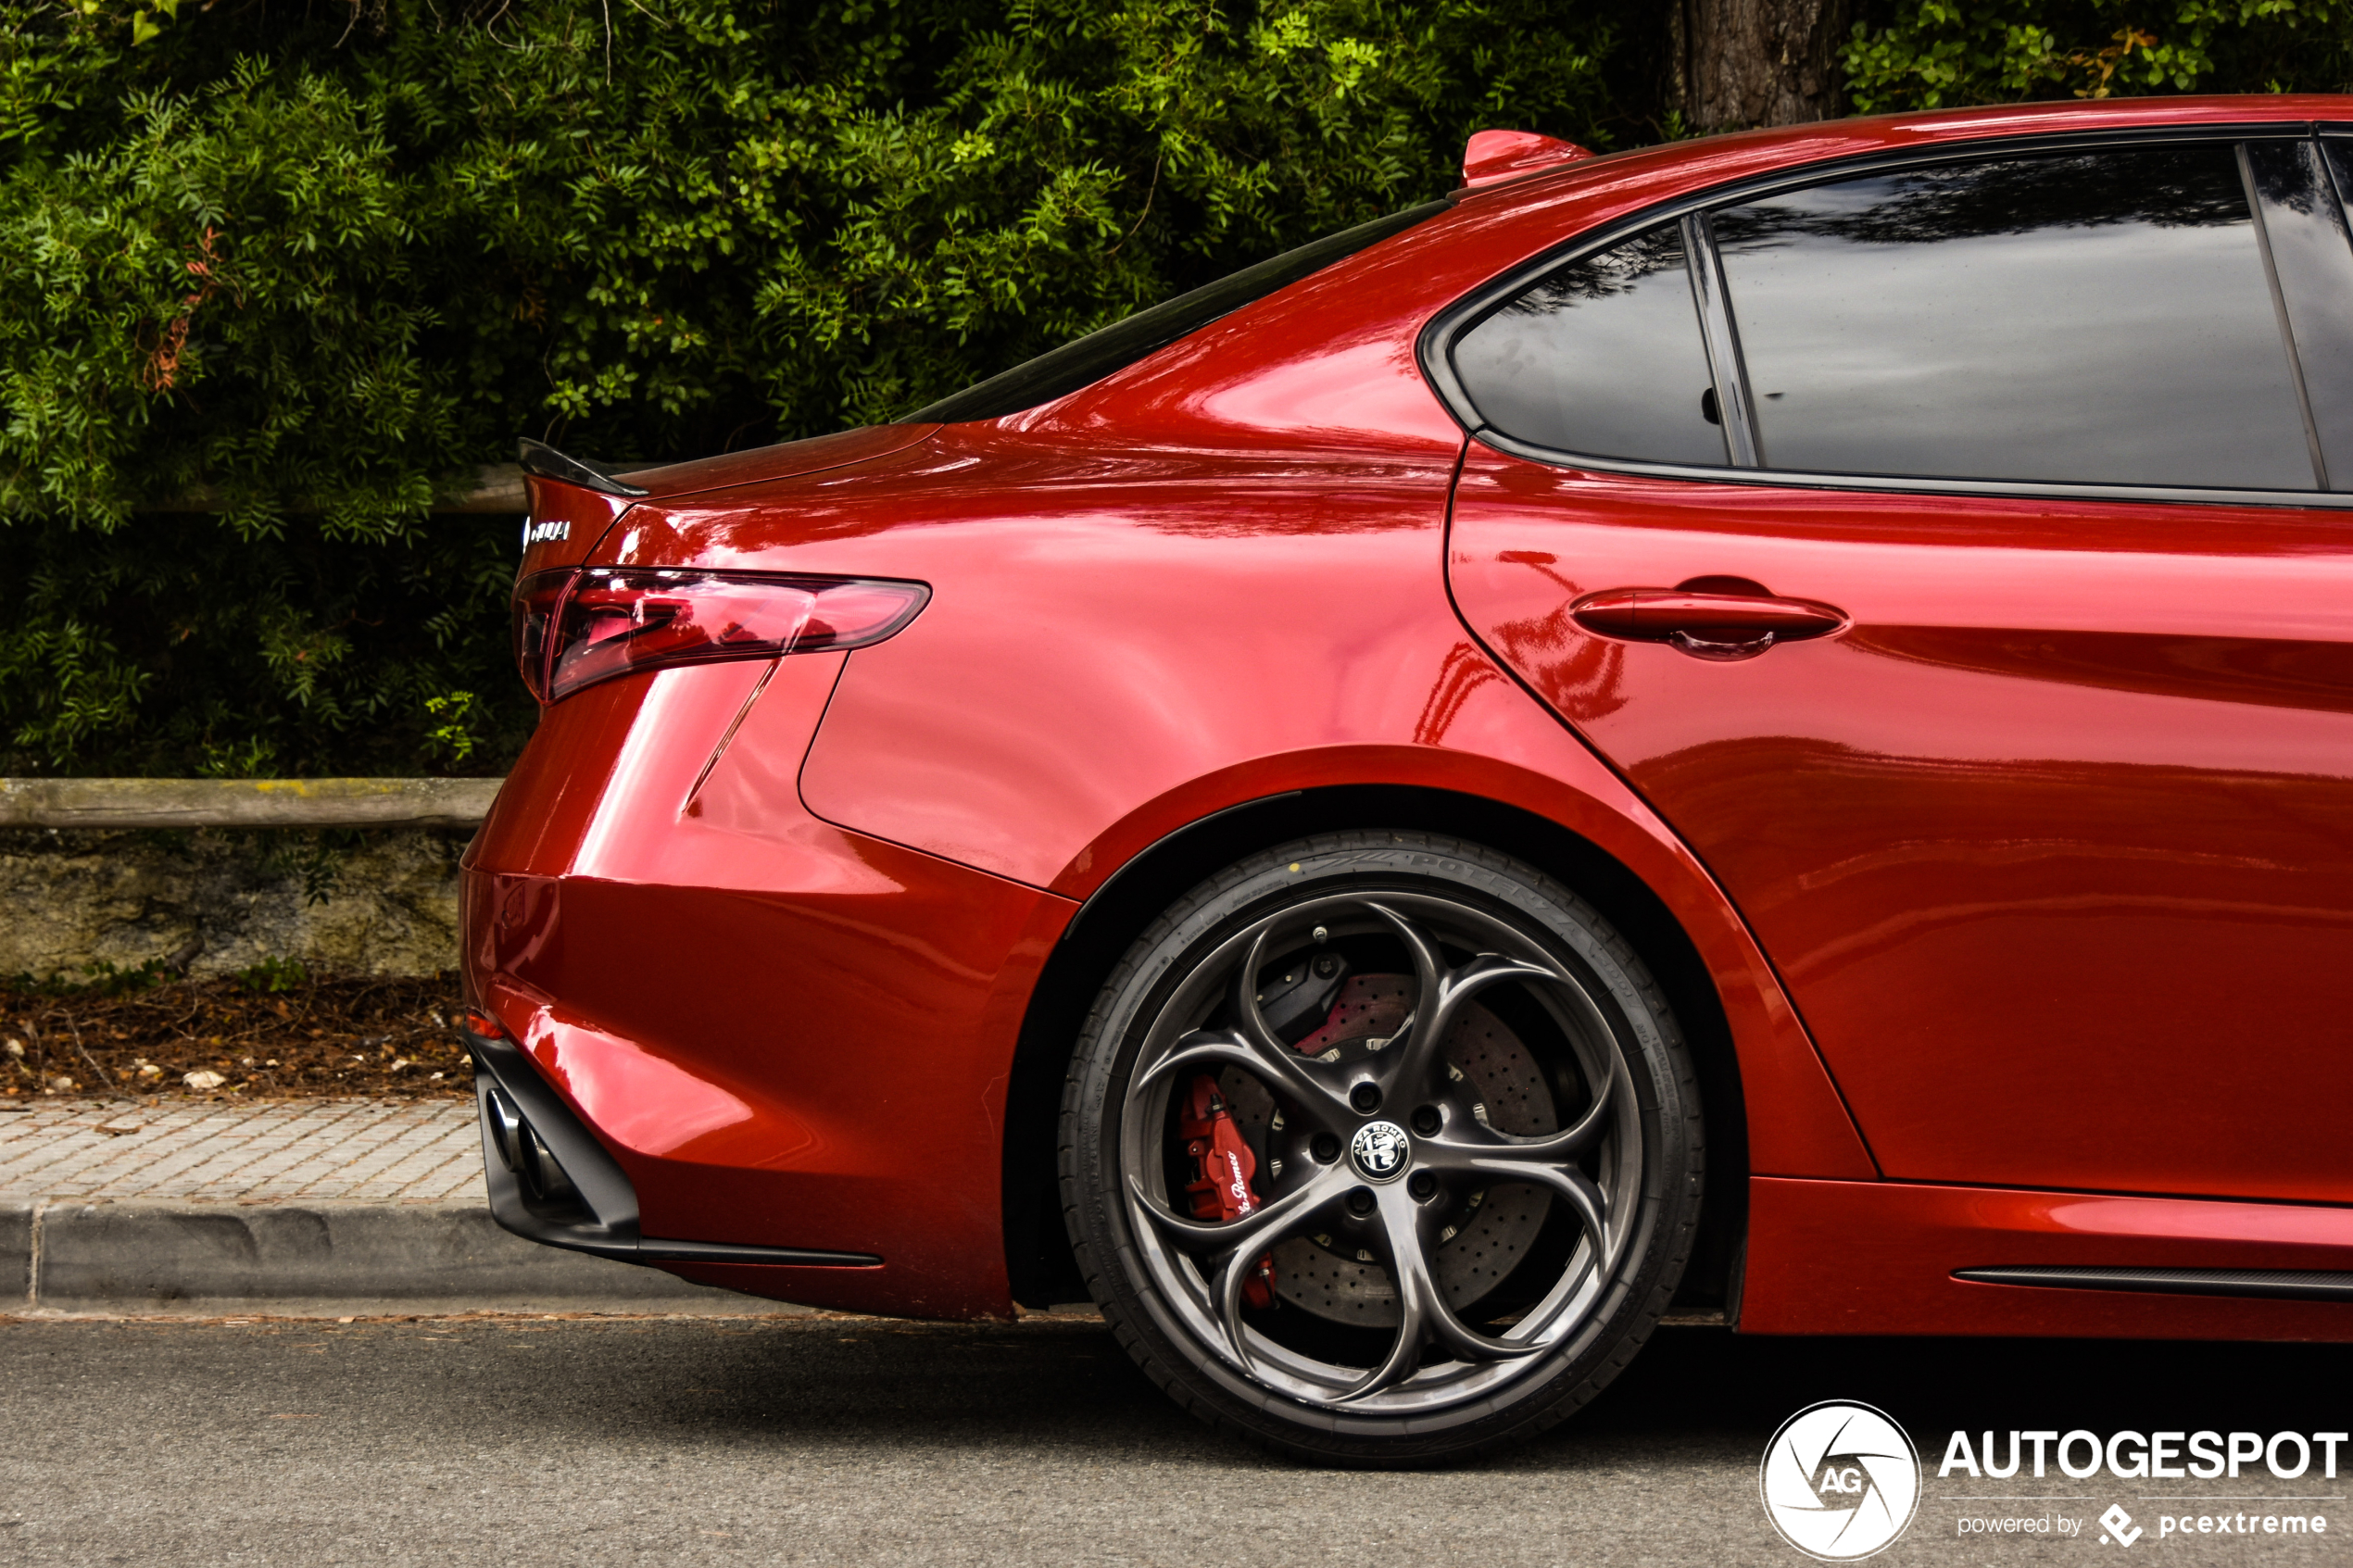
[0,0,2343,776]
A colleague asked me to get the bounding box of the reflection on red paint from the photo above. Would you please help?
[526,1012,779,1163]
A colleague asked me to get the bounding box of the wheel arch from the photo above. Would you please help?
[1000,782,1750,1312]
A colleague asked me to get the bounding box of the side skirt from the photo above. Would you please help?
[1954,1264,2353,1302]
[1741,1175,2353,1340]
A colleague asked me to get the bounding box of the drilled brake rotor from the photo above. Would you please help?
[1216,972,1557,1327]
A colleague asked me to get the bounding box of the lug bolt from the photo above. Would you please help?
[1311,1133,1341,1163]
[1346,1188,1376,1217]
[1411,1105,1441,1136]
[1313,952,1340,978]
[1350,1083,1381,1113]
[1408,1172,1438,1201]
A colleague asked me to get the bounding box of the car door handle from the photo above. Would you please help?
[1569,587,1848,662]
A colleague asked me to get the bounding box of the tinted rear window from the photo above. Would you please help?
[908,203,1451,424]
[1711,144,2313,489]
[1452,220,1727,466]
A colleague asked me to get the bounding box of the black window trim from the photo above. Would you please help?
[1680,209,1761,468]
[1417,121,2353,511]
[2237,142,2333,489]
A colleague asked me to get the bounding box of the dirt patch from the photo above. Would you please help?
[1,974,470,1103]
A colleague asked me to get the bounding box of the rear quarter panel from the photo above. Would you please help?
[592,428,1872,1186]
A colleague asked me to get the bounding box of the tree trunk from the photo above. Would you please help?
[1674,0,1853,134]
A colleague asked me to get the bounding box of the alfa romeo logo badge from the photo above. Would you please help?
[1350,1121,1410,1181]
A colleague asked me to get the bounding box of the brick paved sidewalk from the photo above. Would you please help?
[0,1098,481,1205]
[0,1097,767,1312]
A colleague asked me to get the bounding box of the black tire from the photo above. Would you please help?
[1059,830,1703,1466]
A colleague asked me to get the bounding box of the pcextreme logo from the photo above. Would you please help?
[1760,1400,1923,1561]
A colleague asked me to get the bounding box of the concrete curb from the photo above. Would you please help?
[1,1198,777,1315]
[0,775,503,830]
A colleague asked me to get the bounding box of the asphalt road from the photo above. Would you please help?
[2,1313,2347,1566]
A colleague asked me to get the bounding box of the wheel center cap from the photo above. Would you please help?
[1350,1120,1411,1182]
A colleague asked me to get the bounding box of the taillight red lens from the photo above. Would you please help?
[512,569,928,703]
[512,569,574,702]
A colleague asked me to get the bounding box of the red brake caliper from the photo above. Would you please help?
[1180,1076,1276,1308]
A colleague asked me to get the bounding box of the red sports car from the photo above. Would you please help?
[464,95,2353,1464]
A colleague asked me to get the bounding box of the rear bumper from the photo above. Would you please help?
[457,656,1073,1318]
[466,1022,879,1272]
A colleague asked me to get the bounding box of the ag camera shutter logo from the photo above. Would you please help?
[1760,1400,1922,1560]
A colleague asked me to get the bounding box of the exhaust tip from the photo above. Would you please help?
[481,1084,583,1209]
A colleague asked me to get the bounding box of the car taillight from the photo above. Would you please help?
[513,570,573,701]
[510,568,929,703]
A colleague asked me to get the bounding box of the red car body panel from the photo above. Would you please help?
[469,654,1070,1316]
[465,94,2353,1333]
[620,420,943,502]
[514,423,941,577]
[1746,1179,2353,1339]
[1451,451,2353,1208]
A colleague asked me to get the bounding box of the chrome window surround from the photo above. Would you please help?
[1416,122,2353,511]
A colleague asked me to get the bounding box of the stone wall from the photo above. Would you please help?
[0,828,469,980]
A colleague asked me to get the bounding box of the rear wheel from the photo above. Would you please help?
[1060,831,1703,1465]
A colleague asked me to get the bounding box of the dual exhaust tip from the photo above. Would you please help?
[483,1084,585,1209]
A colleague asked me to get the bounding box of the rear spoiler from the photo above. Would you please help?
[518,436,649,498]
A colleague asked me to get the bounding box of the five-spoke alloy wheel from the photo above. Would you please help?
[1063,832,1703,1464]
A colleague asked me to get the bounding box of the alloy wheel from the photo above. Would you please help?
[1066,834,1698,1461]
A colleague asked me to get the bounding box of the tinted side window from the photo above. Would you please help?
[1453,221,1728,466]
[1713,144,2314,490]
